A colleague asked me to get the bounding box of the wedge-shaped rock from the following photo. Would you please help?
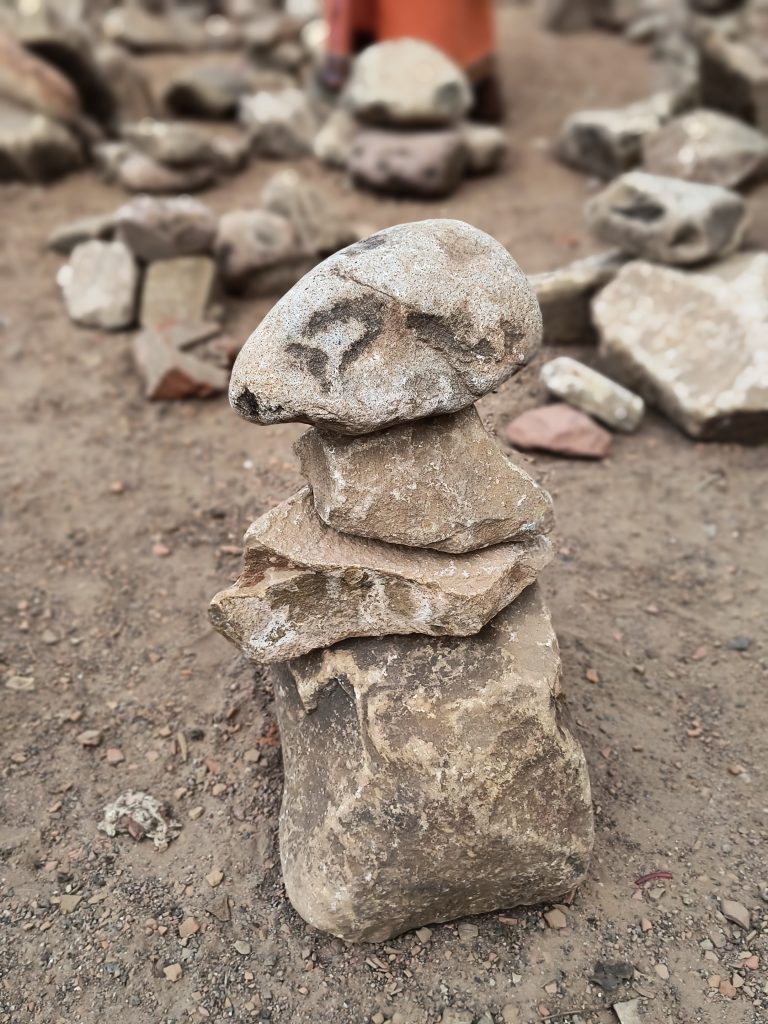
[229,219,542,434]
[209,487,552,663]
[530,250,626,345]
[585,171,748,266]
[271,584,594,942]
[540,356,644,432]
[295,407,554,553]
[593,255,768,441]
[642,109,768,189]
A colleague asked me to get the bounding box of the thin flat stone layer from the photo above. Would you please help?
[229,219,543,434]
[295,406,554,552]
[593,254,768,441]
[272,584,594,942]
[540,357,645,432]
[208,487,552,663]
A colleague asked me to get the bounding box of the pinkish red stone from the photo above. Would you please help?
[505,403,612,459]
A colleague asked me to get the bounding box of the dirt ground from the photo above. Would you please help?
[2,5,768,1024]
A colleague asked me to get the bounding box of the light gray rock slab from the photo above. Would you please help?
[271,583,594,941]
[229,219,542,434]
[540,356,645,432]
[530,250,626,345]
[139,256,218,329]
[58,240,139,330]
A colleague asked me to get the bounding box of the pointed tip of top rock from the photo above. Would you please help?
[228,219,542,435]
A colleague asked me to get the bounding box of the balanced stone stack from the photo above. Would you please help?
[209,219,594,942]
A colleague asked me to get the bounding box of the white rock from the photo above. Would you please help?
[238,88,317,158]
[58,240,139,330]
[312,107,357,167]
[540,356,645,432]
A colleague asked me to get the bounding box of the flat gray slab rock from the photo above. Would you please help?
[58,240,139,330]
[229,219,543,434]
[209,487,552,663]
[540,356,644,432]
[140,256,218,329]
[345,38,471,127]
[272,584,594,942]
[295,406,554,552]
[585,171,748,266]
[593,254,768,440]
[642,108,768,189]
[556,93,682,180]
[114,195,217,262]
[530,250,626,345]
[349,128,467,198]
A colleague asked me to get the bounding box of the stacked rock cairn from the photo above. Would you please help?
[209,219,594,942]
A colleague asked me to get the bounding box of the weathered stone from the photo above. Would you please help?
[642,108,768,188]
[295,406,554,552]
[460,122,508,175]
[209,133,251,174]
[530,250,626,345]
[47,212,115,254]
[261,169,357,255]
[140,256,218,329]
[133,326,229,399]
[229,219,542,434]
[270,583,593,941]
[585,171,748,265]
[696,29,768,133]
[102,4,205,52]
[123,119,216,167]
[593,255,768,440]
[163,64,256,119]
[346,38,471,127]
[95,44,156,126]
[0,101,84,182]
[58,240,139,330]
[506,404,613,458]
[213,208,300,293]
[238,88,317,158]
[114,195,217,262]
[349,128,467,198]
[0,28,81,124]
[313,106,357,168]
[112,150,216,193]
[540,356,645,432]
[556,92,684,180]
[243,12,301,53]
[209,487,552,663]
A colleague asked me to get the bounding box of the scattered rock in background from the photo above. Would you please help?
[694,26,768,134]
[585,170,748,264]
[213,208,302,293]
[540,356,645,431]
[313,106,357,167]
[239,87,317,158]
[0,28,82,126]
[163,63,258,119]
[98,791,182,850]
[0,101,84,182]
[594,254,768,440]
[139,255,219,329]
[460,122,508,174]
[100,146,216,193]
[58,239,139,330]
[47,211,115,254]
[260,168,357,255]
[114,195,217,262]
[530,250,626,344]
[133,326,229,400]
[506,403,613,458]
[349,127,468,198]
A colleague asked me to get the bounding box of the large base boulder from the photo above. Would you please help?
[272,584,594,942]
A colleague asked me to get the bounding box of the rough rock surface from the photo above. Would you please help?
[0,101,84,182]
[209,487,552,663]
[163,64,255,119]
[696,29,768,133]
[229,219,542,434]
[585,171,748,265]
[107,149,216,193]
[123,120,217,168]
[593,255,768,440]
[133,327,229,400]
[58,240,139,330]
[239,89,317,158]
[530,250,625,345]
[556,93,682,180]
[345,39,471,127]
[261,169,358,255]
[295,406,554,552]
[114,195,217,262]
[139,256,218,329]
[460,122,508,175]
[213,208,301,293]
[642,108,768,189]
[0,29,81,125]
[349,128,467,198]
[313,107,357,167]
[540,357,645,432]
[271,583,594,942]
[95,44,156,126]
[506,404,613,458]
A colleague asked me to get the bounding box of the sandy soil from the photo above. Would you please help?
[1,5,768,1024]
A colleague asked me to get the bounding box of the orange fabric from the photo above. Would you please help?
[325,0,494,73]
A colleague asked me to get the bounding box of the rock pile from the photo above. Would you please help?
[209,219,594,942]
[313,39,507,197]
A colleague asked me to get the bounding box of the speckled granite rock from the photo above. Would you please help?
[540,356,644,432]
[586,171,748,266]
[208,487,552,663]
[229,220,542,434]
[295,406,554,552]
[593,255,768,441]
[271,584,594,941]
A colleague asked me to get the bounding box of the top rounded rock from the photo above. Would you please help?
[229,219,542,434]
[345,38,472,127]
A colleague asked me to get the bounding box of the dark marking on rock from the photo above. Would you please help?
[304,294,388,376]
[615,199,665,222]
[339,232,389,256]
[287,342,330,390]
[232,387,285,423]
